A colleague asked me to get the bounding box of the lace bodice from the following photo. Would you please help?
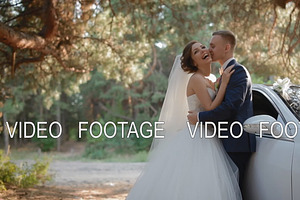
[187,87,216,112]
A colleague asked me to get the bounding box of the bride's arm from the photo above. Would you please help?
[191,66,234,111]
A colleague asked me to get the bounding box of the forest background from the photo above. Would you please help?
[0,0,299,161]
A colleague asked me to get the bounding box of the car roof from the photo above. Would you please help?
[252,84,300,121]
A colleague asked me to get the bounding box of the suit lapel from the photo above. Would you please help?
[217,59,237,91]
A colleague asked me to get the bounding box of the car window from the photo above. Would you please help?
[253,90,279,119]
[253,89,296,139]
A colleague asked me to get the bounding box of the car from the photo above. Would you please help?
[243,84,300,200]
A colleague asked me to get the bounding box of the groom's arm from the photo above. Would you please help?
[198,66,250,123]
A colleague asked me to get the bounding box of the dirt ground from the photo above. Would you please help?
[0,143,145,200]
[0,161,145,200]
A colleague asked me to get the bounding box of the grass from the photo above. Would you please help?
[7,141,149,162]
[9,148,148,163]
[101,151,149,162]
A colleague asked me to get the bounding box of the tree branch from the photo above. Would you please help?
[50,51,90,73]
[4,7,41,24]
[268,4,278,50]
[0,1,25,8]
[288,37,300,54]
[15,54,46,70]
[281,5,296,54]
[11,49,16,78]
[98,101,134,121]
[143,44,157,79]
[39,0,58,39]
[0,22,46,50]
[76,36,126,63]
[137,98,158,118]
[287,9,300,54]
[109,0,116,17]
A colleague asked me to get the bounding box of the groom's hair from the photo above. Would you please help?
[212,30,236,51]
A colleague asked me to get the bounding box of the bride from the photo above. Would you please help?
[126,41,242,200]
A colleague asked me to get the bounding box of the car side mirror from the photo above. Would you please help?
[243,115,281,136]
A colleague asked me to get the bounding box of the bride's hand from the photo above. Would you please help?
[221,65,235,85]
[207,79,214,89]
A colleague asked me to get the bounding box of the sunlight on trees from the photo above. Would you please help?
[0,0,299,153]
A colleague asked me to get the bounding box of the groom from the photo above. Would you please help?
[187,30,256,196]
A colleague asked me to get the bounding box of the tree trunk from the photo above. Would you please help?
[60,92,67,142]
[3,113,9,155]
[40,96,45,139]
[56,102,61,152]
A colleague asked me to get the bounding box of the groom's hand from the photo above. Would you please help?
[187,110,198,125]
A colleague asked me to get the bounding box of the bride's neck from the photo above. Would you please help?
[196,66,210,77]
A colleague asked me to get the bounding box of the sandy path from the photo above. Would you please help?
[48,161,145,187]
[1,161,146,200]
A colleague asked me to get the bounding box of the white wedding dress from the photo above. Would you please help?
[126,88,242,200]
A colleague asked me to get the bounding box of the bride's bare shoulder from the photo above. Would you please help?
[187,73,207,93]
[190,73,205,80]
[189,73,206,84]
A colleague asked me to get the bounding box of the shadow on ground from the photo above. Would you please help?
[0,184,132,200]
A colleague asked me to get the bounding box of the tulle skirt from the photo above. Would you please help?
[126,125,242,200]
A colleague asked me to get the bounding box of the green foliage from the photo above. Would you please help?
[0,151,52,190]
[32,136,56,152]
[78,67,168,159]
[1,0,299,158]
[0,154,17,186]
[83,119,154,160]
[17,160,52,188]
[251,73,273,84]
[69,127,80,141]
[102,151,149,162]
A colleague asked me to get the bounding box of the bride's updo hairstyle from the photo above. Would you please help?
[181,40,198,74]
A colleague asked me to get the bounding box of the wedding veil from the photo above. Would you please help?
[151,55,192,150]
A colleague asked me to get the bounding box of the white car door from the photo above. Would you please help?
[244,87,294,200]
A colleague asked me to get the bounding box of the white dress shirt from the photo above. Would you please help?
[222,57,235,70]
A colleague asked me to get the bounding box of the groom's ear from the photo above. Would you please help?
[224,43,231,52]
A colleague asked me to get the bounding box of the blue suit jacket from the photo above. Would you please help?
[198,59,256,152]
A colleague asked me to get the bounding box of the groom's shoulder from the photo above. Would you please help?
[233,60,243,67]
[233,62,251,80]
[230,59,246,71]
[234,62,249,72]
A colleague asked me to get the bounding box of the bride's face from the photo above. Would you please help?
[191,43,212,69]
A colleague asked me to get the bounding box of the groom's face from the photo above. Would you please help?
[209,35,226,62]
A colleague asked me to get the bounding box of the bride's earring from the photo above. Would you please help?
[194,62,198,68]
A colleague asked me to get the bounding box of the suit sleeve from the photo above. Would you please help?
[198,65,250,123]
